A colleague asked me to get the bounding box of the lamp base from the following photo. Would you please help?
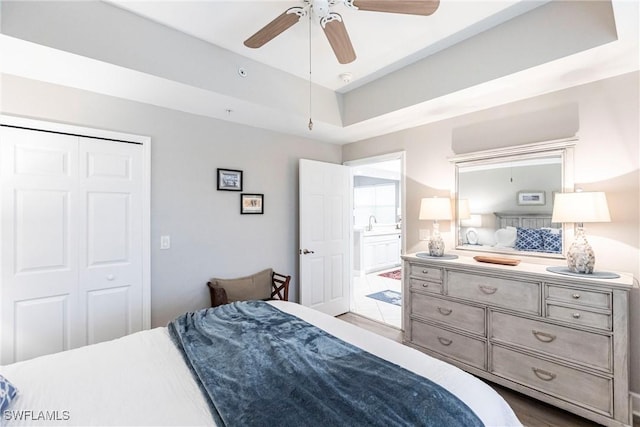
[428,234,445,257]
[566,227,595,274]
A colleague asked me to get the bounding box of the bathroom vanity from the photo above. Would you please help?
[354,228,401,274]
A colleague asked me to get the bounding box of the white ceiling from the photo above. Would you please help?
[1,0,638,144]
[106,0,546,92]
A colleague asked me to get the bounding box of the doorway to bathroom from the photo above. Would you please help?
[345,152,405,329]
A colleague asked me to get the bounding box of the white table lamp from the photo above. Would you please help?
[419,197,452,256]
[552,191,611,273]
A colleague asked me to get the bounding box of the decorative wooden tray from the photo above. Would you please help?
[473,256,520,266]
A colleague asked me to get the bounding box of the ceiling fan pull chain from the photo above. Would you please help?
[308,10,313,131]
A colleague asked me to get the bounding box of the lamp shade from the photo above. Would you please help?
[552,192,611,223]
[458,199,471,220]
[461,214,483,228]
[419,197,452,221]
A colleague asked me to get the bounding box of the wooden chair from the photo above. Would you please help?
[207,268,291,307]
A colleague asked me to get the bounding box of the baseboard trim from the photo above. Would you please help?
[632,391,639,419]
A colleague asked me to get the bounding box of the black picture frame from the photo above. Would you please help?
[217,168,243,191]
[241,193,264,214]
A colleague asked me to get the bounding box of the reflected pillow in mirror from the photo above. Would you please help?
[515,227,543,251]
[541,228,562,253]
[494,226,517,248]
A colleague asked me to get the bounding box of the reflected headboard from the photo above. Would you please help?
[494,212,560,229]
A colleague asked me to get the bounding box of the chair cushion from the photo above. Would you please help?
[211,268,273,302]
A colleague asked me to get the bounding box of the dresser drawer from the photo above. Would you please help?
[448,271,541,315]
[491,311,611,371]
[412,293,485,335]
[546,285,611,310]
[492,345,612,415]
[411,320,486,370]
[546,304,611,331]
[409,263,443,283]
[409,278,443,294]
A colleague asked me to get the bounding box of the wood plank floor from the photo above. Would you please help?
[337,312,639,427]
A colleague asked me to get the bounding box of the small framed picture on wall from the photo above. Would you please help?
[217,168,243,191]
[241,193,264,214]
[517,190,545,206]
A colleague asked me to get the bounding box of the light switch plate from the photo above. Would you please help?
[160,235,170,249]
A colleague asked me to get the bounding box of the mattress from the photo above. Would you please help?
[0,301,521,426]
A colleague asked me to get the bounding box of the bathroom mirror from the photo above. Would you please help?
[451,140,575,258]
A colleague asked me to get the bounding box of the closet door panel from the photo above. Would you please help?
[0,127,80,363]
[14,295,71,361]
[78,138,143,345]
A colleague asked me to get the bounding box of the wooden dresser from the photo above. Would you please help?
[402,253,635,427]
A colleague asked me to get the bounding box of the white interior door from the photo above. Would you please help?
[299,159,350,316]
[1,123,147,364]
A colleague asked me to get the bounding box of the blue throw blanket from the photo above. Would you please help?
[168,301,483,427]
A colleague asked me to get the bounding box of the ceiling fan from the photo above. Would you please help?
[244,0,440,64]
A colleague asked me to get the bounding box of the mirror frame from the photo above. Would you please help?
[450,139,576,259]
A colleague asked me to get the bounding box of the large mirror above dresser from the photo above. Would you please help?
[450,140,576,259]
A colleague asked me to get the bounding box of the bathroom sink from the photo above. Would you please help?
[363,229,400,237]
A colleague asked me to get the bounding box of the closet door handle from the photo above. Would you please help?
[532,330,556,343]
[437,337,452,346]
[532,367,556,381]
[479,285,497,295]
[437,307,452,316]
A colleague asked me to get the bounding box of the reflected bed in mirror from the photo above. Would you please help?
[451,140,575,259]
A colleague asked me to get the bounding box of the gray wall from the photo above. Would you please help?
[343,71,640,396]
[1,74,342,327]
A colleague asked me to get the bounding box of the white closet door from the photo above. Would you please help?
[1,126,146,364]
[78,138,143,345]
[0,127,81,362]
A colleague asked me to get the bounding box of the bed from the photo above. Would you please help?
[461,212,562,252]
[0,301,521,426]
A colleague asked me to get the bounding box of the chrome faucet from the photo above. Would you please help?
[367,215,377,231]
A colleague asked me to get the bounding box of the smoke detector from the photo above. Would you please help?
[339,72,353,83]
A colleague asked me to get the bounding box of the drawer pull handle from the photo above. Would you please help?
[422,269,429,274]
[572,293,581,299]
[422,283,429,288]
[437,337,452,346]
[437,307,452,316]
[532,367,556,381]
[572,312,581,319]
[532,330,556,343]
[479,285,497,295]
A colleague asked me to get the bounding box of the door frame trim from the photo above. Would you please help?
[0,114,152,329]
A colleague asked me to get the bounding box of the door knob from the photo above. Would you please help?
[300,249,315,254]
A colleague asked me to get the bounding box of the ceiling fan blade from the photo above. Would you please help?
[244,7,305,49]
[322,14,356,64]
[352,0,440,16]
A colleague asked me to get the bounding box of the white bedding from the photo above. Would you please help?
[1,301,521,426]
